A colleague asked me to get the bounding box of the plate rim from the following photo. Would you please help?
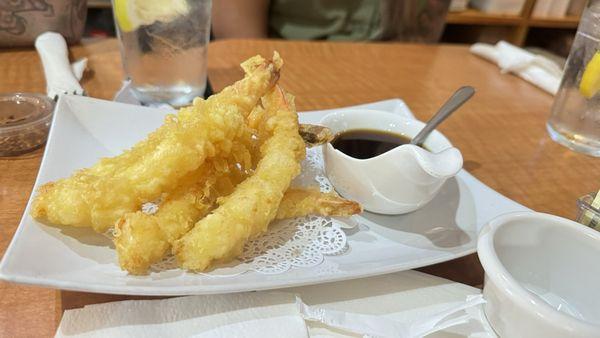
[0,246,475,296]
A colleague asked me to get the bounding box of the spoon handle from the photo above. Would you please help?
[410,86,475,146]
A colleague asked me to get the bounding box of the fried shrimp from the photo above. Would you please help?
[31,53,282,233]
[115,151,251,275]
[174,86,305,271]
[29,52,362,275]
[117,185,359,274]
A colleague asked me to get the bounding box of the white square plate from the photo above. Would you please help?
[0,96,528,295]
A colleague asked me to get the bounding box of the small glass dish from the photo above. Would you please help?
[0,93,54,157]
[576,192,600,230]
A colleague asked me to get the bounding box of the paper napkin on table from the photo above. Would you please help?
[298,295,486,337]
[114,80,176,111]
[55,271,495,338]
[470,40,563,95]
[56,292,307,338]
[288,271,494,338]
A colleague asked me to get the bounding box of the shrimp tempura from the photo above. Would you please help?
[31,53,282,233]
[174,86,305,271]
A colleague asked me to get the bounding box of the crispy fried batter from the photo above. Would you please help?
[174,86,305,271]
[30,52,362,275]
[276,187,362,219]
[117,184,359,274]
[115,155,249,275]
[31,53,281,233]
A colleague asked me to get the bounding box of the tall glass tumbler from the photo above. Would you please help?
[112,0,212,106]
[547,1,600,156]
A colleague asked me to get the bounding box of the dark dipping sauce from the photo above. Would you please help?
[331,129,427,159]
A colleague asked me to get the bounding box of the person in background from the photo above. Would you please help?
[212,0,451,43]
[0,0,86,47]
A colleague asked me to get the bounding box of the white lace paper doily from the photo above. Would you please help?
[128,147,354,276]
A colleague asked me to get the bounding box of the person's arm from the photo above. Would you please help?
[211,0,270,39]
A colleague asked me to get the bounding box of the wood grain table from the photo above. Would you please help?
[1,38,598,337]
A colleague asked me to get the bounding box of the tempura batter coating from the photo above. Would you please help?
[117,185,360,274]
[115,144,252,275]
[276,188,362,219]
[31,53,282,233]
[174,86,305,271]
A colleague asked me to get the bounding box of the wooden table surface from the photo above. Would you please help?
[1,38,598,337]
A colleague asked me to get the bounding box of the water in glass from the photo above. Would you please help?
[548,1,600,156]
[113,0,211,106]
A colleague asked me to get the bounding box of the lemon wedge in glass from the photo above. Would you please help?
[114,0,190,32]
[579,51,600,99]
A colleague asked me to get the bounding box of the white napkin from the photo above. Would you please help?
[113,80,144,105]
[289,271,494,338]
[114,80,177,111]
[35,32,87,99]
[56,292,307,338]
[298,295,486,337]
[470,40,563,95]
[55,271,494,338]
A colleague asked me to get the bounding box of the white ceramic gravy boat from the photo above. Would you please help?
[320,109,463,215]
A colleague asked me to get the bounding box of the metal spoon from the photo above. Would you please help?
[410,86,475,146]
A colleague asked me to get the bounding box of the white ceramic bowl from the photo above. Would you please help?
[319,109,462,214]
[478,212,600,338]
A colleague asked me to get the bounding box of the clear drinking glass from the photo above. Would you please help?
[547,0,600,156]
[112,0,212,106]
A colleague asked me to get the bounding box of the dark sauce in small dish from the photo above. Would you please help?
[331,129,427,159]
